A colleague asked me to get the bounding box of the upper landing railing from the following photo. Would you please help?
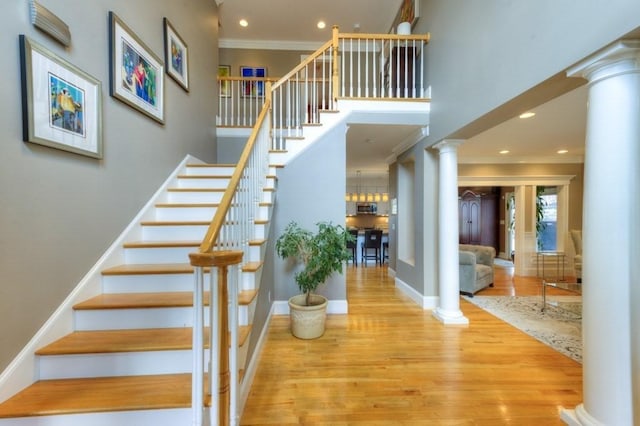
[217,26,431,131]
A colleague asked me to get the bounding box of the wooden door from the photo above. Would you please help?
[459,192,481,245]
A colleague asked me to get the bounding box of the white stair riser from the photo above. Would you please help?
[265,176,277,190]
[176,178,230,189]
[167,191,224,204]
[142,225,208,241]
[262,190,274,204]
[238,297,257,326]
[257,205,271,221]
[124,246,197,264]
[0,408,191,426]
[75,305,250,330]
[253,223,266,240]
[155,207,216,221]
[248,244,263,263]
[102,273,205,294]
[242,269,260,291]
[38,350,203,379]
[185,166,235,176]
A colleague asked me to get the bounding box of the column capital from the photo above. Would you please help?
[433,139,465,153]
[567,39,640,83]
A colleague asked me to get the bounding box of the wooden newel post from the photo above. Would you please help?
[189,250,243,426]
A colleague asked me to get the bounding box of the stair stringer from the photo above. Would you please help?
[0,154,206,404]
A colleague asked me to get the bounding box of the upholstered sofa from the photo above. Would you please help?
[459,244,496,296]
[570,230,582,283]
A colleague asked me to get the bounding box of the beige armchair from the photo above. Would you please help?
[570,230,582,283]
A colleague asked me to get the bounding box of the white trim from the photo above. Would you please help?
[0,155,202,404]
[271,299,348,315]
[219,38,324,51]
[394,277,438,309]
[458,175,575,186]
[238,302,274,419]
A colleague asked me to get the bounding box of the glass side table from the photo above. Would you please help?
[541,280,582,313]
[536,251,566,281]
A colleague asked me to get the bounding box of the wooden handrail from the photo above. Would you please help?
[271,39,333,91]
[199,83,272,253]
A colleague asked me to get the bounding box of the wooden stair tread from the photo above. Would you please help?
[177,175,232,179]
[74,290,258,310]
[249,238,266,246]
[36,328,206,355]
[242,261,263,273]
[36,325,252,355]
[155,203,219,207]
[140,220,210,226]
[123,240,201,248]
[0,373,192,418]
[186,163,235,167]
[167,188,225,192]
[101,263,196,275]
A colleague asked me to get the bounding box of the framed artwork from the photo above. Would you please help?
[19,35,103,159]
[218,65,231,97]
[109,11,165,124]
[240,66,267,97]
[163,18,189,92]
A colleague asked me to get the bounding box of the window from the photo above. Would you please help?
[537,187,557,251]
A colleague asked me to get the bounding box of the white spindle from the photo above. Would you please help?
[192,266,205,426]
[229,263,239,425]
[208,266,219,426]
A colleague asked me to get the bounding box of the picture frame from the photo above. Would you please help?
[240,66,267,98]
[109,11,165,124]
[163,18,189,92]
[218,65,231,98]
[19,35,103,159]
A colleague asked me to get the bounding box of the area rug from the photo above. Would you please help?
[463,295,582,363]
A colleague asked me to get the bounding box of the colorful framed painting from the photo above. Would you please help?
[240,66,267,98]
[163,18,189,92]
[218,65,231,98]
[109,11,165,124]
[19,35,103,159]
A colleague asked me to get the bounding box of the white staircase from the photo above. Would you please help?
[0,161,276,426]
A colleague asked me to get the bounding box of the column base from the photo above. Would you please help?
[432,308,469,325]
[560,404,603,426]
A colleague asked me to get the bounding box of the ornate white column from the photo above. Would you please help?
[563,40,640,425]
[432,139,468,325]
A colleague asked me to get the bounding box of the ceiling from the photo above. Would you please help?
[217,0,588,175]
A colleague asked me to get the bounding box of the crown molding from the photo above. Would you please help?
[219,38,324,51]
[458,155,584,164]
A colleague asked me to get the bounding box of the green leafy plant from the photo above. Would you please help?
[276,221,354,306]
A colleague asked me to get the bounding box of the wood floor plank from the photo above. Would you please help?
[240,262,583,425]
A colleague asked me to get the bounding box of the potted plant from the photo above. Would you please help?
[275,221,354,339]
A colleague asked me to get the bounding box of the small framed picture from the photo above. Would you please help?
[218,65,231,98]
[109,11,165,124]
[19,35,103,159]
[240,66,267,98]
[163,18,189,92]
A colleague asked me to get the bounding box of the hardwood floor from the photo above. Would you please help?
[241,262,582,425]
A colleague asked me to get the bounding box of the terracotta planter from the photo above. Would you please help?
[288,294,328,339]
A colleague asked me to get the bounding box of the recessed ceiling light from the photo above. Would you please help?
[519,112,535,119]
[499,150,510,154]
[239,19,248,27]
[317,21,326,29]
[557,149,569,154]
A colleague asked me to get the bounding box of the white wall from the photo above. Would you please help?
[0,0,219,371]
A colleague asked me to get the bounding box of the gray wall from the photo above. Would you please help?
[390,0,640,298]
[0,0,219,371]
[270,124,348,302]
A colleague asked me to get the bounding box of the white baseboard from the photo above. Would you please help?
[0,155,202,404]
[272,299,348,315]
[394,277,438,310]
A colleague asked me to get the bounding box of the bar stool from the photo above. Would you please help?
[346,229,358,266]
[382,241,389,264]
[361,229,383,266]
